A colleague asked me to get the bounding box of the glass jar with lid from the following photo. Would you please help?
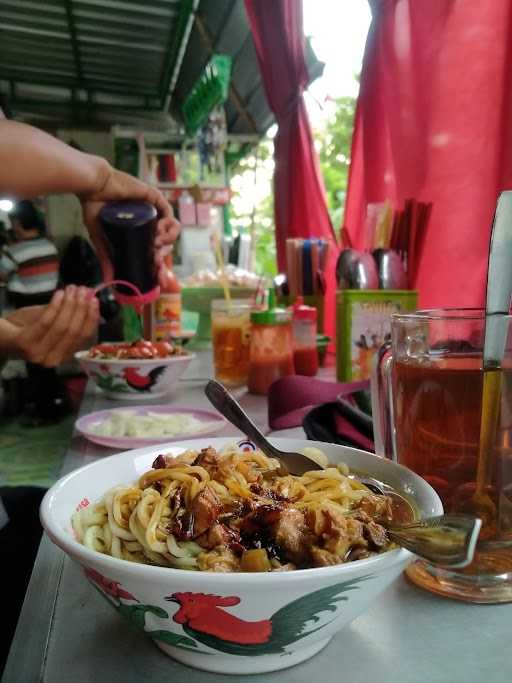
[247,290,294,395]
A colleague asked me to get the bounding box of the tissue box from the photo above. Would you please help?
[336,289,418,381]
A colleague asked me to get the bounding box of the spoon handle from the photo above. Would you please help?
[387,514,481,568]
[205,380,282,460]
[484,191,512,366]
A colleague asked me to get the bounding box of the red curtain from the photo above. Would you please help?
[245,0,337,338]
[344,0,512,307]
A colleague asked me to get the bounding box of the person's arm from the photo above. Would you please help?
[0,120,180,282]
[0,286,99,367]
[0,120,110,198]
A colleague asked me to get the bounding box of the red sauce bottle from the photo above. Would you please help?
[143,250,181,342]
[247,290,294,395]
[292,297,319,376]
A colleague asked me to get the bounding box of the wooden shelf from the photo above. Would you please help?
[157,184,231,205]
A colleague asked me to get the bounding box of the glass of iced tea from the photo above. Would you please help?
[372,308,512,603]
[211,299,252,387]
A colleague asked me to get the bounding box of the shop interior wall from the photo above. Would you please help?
[45,129,115,253]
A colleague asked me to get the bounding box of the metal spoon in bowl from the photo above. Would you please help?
[205,380,481,567]
[351,477,481,567]
[205,379,322,476]
[385,513,481,567]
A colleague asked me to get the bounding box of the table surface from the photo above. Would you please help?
[3,353,511,683]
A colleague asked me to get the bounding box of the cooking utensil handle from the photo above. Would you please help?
[205,380,281,458]
[370,340,397,460]
[484,191,512,366]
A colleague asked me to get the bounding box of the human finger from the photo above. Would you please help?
[15,289,65,363]
[154,214,180,247]
[137,185,179,241]
[44,288,98,366]
[5,305,45,328]
[80,296,100,344]
[139,183,172,219]
[35,285,86,365]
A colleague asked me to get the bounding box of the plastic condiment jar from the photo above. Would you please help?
[247,290,294,395]
[292,297,319,377]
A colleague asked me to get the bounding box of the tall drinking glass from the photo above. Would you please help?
[211,299,252,387]
[372,308,512,603]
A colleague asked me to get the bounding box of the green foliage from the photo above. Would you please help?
[317,96,357,225]
[229,136,277,278]
[253,194,277,278]
[229,95,356,273]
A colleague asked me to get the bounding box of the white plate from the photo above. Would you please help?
[75,404,227,449]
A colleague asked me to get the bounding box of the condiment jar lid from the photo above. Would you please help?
[293,296,317,321]
[250,289,291,325]
[99,201,157,228]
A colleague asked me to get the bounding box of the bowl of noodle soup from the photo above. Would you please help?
[40,437,441,675]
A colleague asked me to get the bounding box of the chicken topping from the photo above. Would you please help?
[191,486,221,537]
[358,493,394,523]
[320,509,367,560]
[196,523,241,551]
[310,547,340,567]
[193,447,221,471]
[197,547,240,572]
[272,508,314,565]
[364,520,389,548]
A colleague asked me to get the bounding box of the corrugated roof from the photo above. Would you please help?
[0,0,323,136]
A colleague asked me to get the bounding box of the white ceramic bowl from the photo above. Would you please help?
[40,438,442,675]
[75,349,195,400]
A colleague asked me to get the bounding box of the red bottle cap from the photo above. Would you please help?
[293,296,317,321]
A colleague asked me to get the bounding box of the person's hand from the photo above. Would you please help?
[5,286,100,367]
[80,163,180,285]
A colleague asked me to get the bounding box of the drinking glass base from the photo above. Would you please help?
[405,560,512,604]
[214,375,248,388]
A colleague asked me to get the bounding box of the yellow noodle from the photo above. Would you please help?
[83,525,106,553]
[172,556,199,569]
[143,547,171,566]
[225,478,252,498]
[112,488,142,529]
[209,480,229,498]
[160,479,179,498]
[145,498,168,553]
[71,512,85,542]
[128,511,149,549]
[166,534,188,557]
[74,445,397,572]
[106,493,136,542]
[139,466,209,490]
[102,521,112,552]
[136,489,160,528]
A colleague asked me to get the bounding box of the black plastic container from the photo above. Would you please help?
[99,201,160,306]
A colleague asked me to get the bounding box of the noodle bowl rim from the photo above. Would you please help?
[41,438,442,583]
